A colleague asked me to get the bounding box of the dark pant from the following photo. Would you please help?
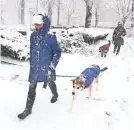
[25,75,58,111]
[114,45,121,54]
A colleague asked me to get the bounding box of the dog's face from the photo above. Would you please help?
[71,76,85,95]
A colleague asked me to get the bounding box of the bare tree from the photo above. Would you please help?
[16,0,21,24]
[104,0,132,26]
[131,0,134,28]
[20,0,25,25]
[0,0,6,24]
[84,0,93,28]
[92,0,101,27]
[62,0,76,26]
[56,0,60,26]
[40,0,55,24]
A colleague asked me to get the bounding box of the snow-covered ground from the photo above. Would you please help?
[0,29,134,130]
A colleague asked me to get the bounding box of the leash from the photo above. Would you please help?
[124,41,134,53]
[1,60,77,78]
[53,75,77,78]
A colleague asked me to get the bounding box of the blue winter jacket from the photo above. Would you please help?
[81,65,100,88]
[28,15,61,83]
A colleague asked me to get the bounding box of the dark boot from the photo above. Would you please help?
[18,109,32,120]
[113,45,117,53]
[50,95,58,103]
[116,45,121,55]
[48,81,58,103]
[18,83,37,120]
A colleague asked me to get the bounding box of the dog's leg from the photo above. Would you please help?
[95,77,99,91]
[87,84,93,100]
[89,85,92,97]
[68,95,76,112]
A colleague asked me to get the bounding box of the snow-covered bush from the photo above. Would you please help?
[54,29,108,56]
[0,28,108,61]
[0,28,30,61]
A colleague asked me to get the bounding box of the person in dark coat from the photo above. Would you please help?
[18,13,61,120]
[112,22,126,55]
[99,40,111,57]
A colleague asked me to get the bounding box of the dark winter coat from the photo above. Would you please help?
[28,15,61,84]
[81,65,100,88]
[112,26,126,46]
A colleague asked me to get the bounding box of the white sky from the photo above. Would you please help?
[0,0,120,26]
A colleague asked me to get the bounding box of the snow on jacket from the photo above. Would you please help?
[28,15,61,83]
[81,65,100,88]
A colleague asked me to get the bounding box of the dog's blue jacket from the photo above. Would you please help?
[81,65,100,88]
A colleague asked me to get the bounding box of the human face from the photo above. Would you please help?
[35,23,43,30]
[118,22,122,28]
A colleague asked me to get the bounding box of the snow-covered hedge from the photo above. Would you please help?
[0,29,30,61]
[0,28,108,61]
[53,28,108,55]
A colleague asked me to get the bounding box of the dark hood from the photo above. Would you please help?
[42,15,50,33]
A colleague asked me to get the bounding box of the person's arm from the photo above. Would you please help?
[29,33,35,65]
[112,28,116,41]
[49,35,61,70]
[122,28,126,36]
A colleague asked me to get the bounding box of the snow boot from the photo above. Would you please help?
[116,52,119,55]
[18,109,31,120]
[18,83,37,120]
[48,80,59,103]
[50,95,58,103]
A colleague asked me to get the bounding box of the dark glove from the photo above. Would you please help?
[48,63,56,81]
[43,82,47,89]
[49,63,55,71]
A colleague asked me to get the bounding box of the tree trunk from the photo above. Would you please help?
[67,15,71,26]
[18,8,21,24]
[0,0,4,24]
[57,0,60,26]
[20,0,25,25]
[131,0,134,28]
[85,5,92,28]
[122,17,126,27]
[95,8,99,27]
[48,2,52,24]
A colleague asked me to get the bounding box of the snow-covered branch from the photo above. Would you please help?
[61,0,76,25]
[40,0,56,23]
[103,0,132,26]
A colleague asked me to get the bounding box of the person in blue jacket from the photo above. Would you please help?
[18,13,61,120]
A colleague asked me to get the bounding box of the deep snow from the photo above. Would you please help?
[0,28,134,130]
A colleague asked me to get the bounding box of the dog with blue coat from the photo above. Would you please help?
[69,64,108,111]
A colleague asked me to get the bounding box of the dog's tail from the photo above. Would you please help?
[100,67,108,72]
